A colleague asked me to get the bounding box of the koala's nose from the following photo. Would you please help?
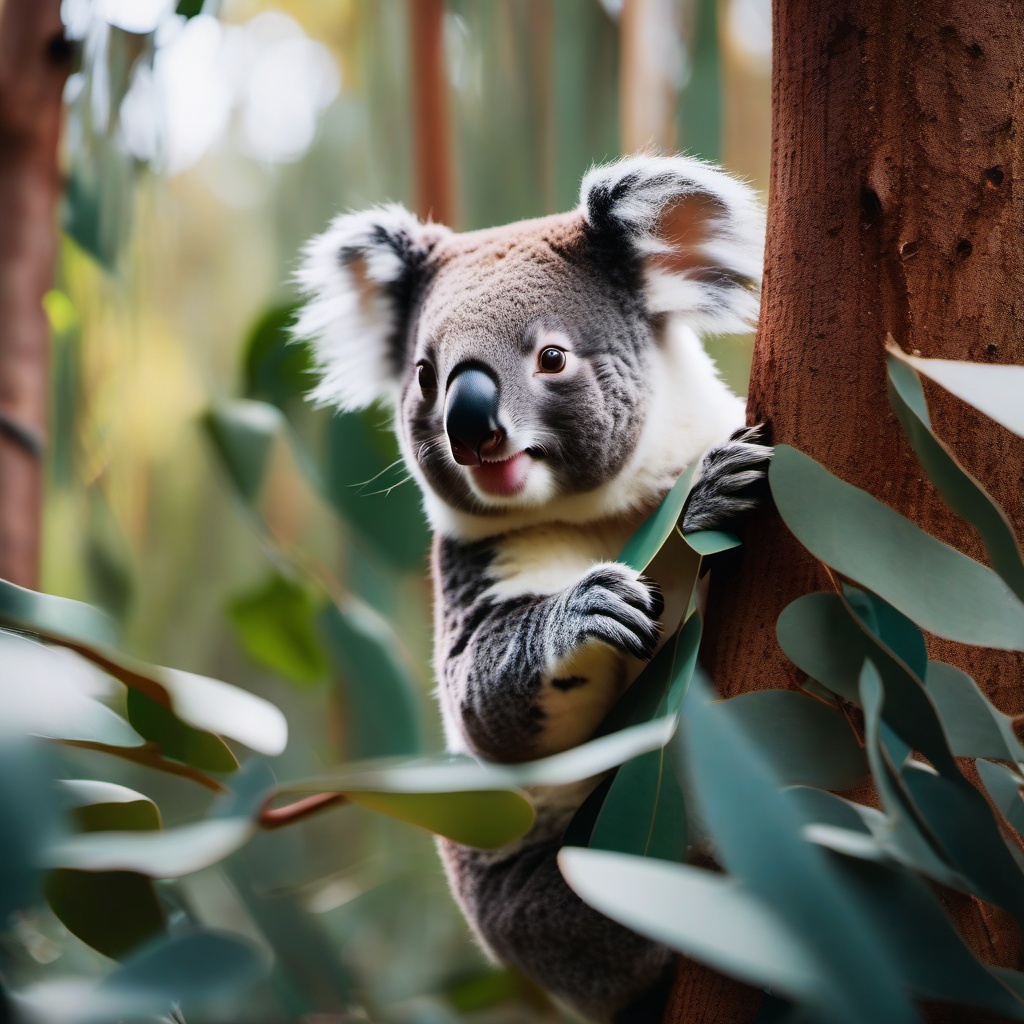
[445,366,503,466]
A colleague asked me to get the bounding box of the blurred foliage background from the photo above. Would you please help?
[12,0,770,1020]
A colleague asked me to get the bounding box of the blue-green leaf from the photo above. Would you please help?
[770,446,1024,650]
[887,353,1024,601]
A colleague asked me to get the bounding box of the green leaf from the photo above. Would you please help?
[887,354,1024,601]
[680,671,919,1024]
[126,690,239,773]
[323,410,430,571]
[857,662,970,890]
[977,761,1024,839]
[0,577,288,758]
[15,929,267,1024]
[770,445,1024,650]
[280,715,677,796]
[94,928,267,1017]
[203,400,286,505]
[60,780,161,833]
[776,591,955,774]
[274,716,676,848]
[588,747,687,861]
[683,530,741,555]
[44,870,166,960]
[892,348,1024,439]
[558,849,825,1003]
[44,818,255,878]
[831,856,1024,1016]
[925,661,1024,762]
[318,600,423,758]
[227,574,329,687]
[617,464,698,572]
[721,690,866,791]
[242,303,314,412]
[0,632,145,749]
[345,790,534,849]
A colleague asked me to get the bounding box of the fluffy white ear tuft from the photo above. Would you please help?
[294,204,450,411]
[579,155,765,335]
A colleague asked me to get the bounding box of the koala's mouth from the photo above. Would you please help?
[471,451,531,498]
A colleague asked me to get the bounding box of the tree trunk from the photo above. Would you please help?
[0,0,69,588]
[409,0,454,227]
[666,1,1024,1020]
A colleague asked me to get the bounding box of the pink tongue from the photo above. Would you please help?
[473,453,529,496]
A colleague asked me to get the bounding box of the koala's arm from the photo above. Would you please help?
[435,538,662,762]
[681,425,772,535]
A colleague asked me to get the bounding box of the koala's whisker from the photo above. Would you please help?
[352,456,407,491]
[361,474,414,498]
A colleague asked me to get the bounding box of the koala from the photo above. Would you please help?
[296,156,768,1022]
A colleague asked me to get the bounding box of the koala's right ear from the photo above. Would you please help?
[294,204,450,411]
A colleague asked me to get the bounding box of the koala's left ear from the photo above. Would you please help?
[294,204,450,411]
[580,156,764,334]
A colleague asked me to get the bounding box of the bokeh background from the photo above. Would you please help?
[14,1,770,1019]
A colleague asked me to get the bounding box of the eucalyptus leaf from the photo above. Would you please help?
[776,591,955,773]
[0,577,288,758]
[242,302,312,412]
[45,818,255,878]
[203,399,286,505]
[721,690,866,790]
[558,848,826,1004]
[618,464,697,572]
[345,790,534,849]
[277,715,676,797]
[588,747,687,861]
[681,671,919,1024]
[832,856,1024,1016]
[45,870,166,961]
[891,347,1024,439]
[126,690,239,773]
[857,663,968,891]
[228,574,329,687]
[887,354,1024,601]
[319,600,423,758]
[59,779,161,833]
[925,661,1024,762]
[977,761,1024,839]
[683,530,741,555]
[770,445,1024,650]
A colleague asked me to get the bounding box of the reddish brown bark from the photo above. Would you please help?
[667,2,1024,1021]
[408,0,454,226]
[0,0,69,588]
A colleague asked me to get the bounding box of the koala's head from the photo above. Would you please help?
[296,156,763,534]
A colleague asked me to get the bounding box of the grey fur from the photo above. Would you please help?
[297,155,768,1022]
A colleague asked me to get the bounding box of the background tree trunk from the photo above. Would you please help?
[0,0,69,588]
[666,1,1024,1020]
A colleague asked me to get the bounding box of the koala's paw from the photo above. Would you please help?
[681,425,772,535]
[561,563,664,661]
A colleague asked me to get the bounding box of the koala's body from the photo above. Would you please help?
[298,156,767,1022]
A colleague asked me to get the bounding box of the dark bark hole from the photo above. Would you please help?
[966,42,983,58]
[956,239,973,258]
[985,166,1005,187]
[900,240,919,258]
[46,31,76,66]
[987,342,998,356]
[859,186,882,227]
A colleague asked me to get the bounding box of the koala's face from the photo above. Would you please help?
[297,156,764,529]
[399,213,653,515]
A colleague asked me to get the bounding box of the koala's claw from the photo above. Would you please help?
[681,425,773,535]
[563,563,663,662]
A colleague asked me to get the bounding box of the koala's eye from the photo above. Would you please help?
[417,361,437,393]
[538,347,567,374]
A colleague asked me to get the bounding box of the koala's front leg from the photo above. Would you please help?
[438,547,662,762]
[681,424,773,534]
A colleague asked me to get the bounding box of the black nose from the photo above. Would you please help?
[445,366,503,466]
